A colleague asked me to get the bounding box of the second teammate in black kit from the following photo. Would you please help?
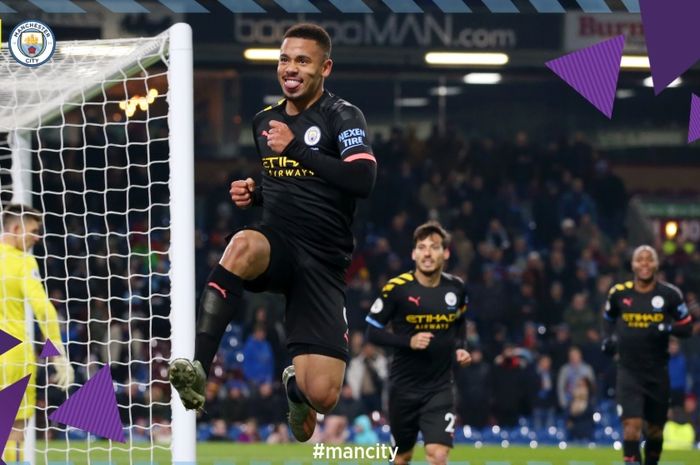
[169,23,377,442]
[366,222,472,465]
[602,245,693,465]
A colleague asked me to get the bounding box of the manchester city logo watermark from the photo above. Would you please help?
[9,20,56,67]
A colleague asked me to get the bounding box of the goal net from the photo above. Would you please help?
[0,24,195,465]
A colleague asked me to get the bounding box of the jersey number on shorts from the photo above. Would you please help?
[444,413,456,433]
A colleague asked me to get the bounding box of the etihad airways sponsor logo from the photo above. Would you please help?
[262,155,315,177]
[622,312,664,328]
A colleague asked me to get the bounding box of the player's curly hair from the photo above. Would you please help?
[284,23,332,59]
[413,221,451,248]
[1,203,42,230]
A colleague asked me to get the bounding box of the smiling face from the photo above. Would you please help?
[632,246,659,283]
[277,37,332,111]
[412,233,449,277]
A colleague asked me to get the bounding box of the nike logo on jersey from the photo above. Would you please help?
[623,297,633,307]
[408,296,421,307]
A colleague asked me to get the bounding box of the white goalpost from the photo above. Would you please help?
[0,23,196,465]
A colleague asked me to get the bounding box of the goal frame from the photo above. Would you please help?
[6,22,196,465]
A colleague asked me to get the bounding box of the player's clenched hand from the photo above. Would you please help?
[410,332,433,350]
[456,349,472,367]
[266,120,294,154]
[230,178,256,209]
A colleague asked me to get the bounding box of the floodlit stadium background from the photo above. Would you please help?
[2,0,700,464]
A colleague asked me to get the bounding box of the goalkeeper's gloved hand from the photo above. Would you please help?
[51,354,75,391]
[601,336,617,356]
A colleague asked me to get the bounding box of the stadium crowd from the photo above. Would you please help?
[190,126,700,446]
[30,119,700,447]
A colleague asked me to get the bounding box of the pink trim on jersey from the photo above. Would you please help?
[677,315,692,325]
[343,153,376,163]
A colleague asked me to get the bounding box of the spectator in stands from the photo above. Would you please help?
[220,380,249,424]
[266,423,291,444]
[209,419,229,441]
[546,249,572,297]
[238,419,260,443]
[532,354,557,431]
[563,293,597,347]
[591,160,627,240]
[683,394,700,436]
[557,346,595,410]
[456,347,491,428]
[353,415,379,445]
[491,344,532,427]
[566,377,595,441]
[540,281,567,328]
[248,382,287,425]
[470,268,509,343]
[241,324,274,386]
[322,415,349,444]
[346,340,388,413]
[663,406,695,451]
[669,337,688,407]
[532,181,561,248]
[559,178,597,225]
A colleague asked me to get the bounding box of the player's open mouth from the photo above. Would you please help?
[284,78,302,91]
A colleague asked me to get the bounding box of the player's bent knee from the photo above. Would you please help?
[303,371,342,413]
[307,388,340,414]
[221,230,269,278]
[425,444,449,465]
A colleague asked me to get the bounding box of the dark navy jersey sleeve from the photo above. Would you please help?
[332,103,374,161]
[665,284,691,322]
[604,285,622,321]
[365,278,402,329]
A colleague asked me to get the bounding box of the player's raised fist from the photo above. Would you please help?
[456,349,472,367]
[266,120,294,153]
[410,332,434,350]
[230,178,256,209]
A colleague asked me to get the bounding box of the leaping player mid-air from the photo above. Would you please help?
[169,23,377,442]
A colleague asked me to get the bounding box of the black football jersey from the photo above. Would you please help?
[252,90,372,262]
[365,271,468,391]
[605,280,690,370]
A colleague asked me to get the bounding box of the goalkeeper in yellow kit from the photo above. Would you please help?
[1,204,74,462]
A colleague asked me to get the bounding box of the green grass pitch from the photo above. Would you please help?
[35,441,699,465]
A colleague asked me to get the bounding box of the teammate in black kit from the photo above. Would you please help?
[601,245,693,465]
[366,222,471,465]
[169,23,377,442]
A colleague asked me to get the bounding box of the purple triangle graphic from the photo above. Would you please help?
[640,0,700,95]
[689,94,700,144]
[546,35,625,119]
[39,338,61,358]
[0,375,31,463]
[0,329,21,356]
[48,365,125,443]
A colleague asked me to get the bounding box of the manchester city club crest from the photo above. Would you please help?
[445,291,457,307]
[304,126,321,146]
[9,20,56,67]
[651,295,665,310]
